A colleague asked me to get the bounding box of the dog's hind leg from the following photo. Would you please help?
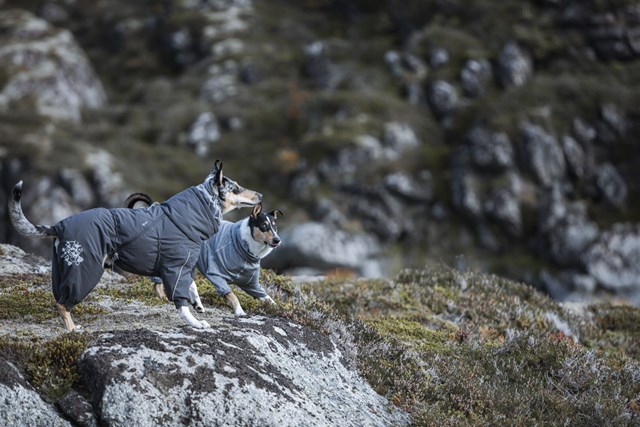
[177,306,210,329]
[225,292,246,316]
[153,283,166,300]
[57,304,79,331]
[189,281,205,313]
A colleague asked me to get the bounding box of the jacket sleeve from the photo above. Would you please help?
[235,267,268,299]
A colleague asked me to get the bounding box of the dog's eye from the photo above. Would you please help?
[260,223,269,231]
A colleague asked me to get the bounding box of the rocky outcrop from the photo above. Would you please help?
[0,9,106,122]
[79,325,407,427]
[0,244,408,426]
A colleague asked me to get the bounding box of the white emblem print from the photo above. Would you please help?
[61,241,84,266]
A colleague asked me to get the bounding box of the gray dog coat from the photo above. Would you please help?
[51,184,221,310]
[196,220,268,299]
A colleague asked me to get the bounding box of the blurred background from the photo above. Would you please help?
[0,0,638,304]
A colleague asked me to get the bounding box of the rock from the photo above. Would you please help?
[595,162,627,207]
[186,112,221,157]
[497,42,533,88]
[384,50,403,77]
[57,390,98,427]
[538,187,599,267]
[384,170,433,203]
[484,188,522,237]
[585,6,640,60]
[467,126,514,172]
[584,223,640,290]
[0,10,106,122]
[451,168,483,218]
[460,58,492,97]
[561,135,587,180]
[0,356,70,426]
[572,117,597,144]
[59,168,95,209]
[79,327,407,427]
[201,62,239,103]
[345,187,406,242]
[84,149,125,207]
[520,122,566,187]
[428,80,459,122]
[263,221,381,275]
[429,47,449,68]
[600,103,627,136]
[401,52,428,79]
[383,121,421,156]
[304,41,339,90]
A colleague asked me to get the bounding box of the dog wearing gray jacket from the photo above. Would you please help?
[8,160,261,331]
[125,194,282,316]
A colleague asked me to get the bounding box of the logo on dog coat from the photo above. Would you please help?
[62,241,84,266]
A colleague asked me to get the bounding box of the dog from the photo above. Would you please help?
[124,194,283,316]
[8,160,261,331]
[194,202,283,316]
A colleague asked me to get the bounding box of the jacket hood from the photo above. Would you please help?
[161,185,222,243]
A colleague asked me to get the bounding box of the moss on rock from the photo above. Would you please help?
[0,332,88,401]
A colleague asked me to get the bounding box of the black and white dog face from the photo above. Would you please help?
[208,160,262,213]
[248,204,283,248]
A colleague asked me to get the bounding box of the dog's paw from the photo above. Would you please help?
[260,296,276,305]
[194,303,206,313]
[234,308,247,316]
[198,320,210,329]
[178,306,209,329]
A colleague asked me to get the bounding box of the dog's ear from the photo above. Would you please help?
[213,159,223,187]
[212,160,224,186]
[251,203,263,219]
[268,209,284,219]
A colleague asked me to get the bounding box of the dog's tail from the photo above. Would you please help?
[124,192,153,209]
[8,181,57,238]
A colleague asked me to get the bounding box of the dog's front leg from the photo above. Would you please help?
[188,281,205,313]
[177,306,210,329]
[225,292,246,316]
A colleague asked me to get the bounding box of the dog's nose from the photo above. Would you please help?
[273,237,281,245]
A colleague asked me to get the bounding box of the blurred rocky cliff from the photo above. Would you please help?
[0,0,639,303]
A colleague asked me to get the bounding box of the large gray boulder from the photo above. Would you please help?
[0,356,71,427]
[0,9,106,122]
[263,221,381,276]
[79,325,408,427]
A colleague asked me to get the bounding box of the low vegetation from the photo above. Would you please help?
[256,268,640,425]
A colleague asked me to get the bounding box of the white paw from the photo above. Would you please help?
[235,308,247,316]
[260,296,276,305]
[195,304,205,313]
[199,320,210,329]
[178,306,209,329]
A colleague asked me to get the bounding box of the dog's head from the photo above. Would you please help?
[207,159,262,214]
[248,203,283,248]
